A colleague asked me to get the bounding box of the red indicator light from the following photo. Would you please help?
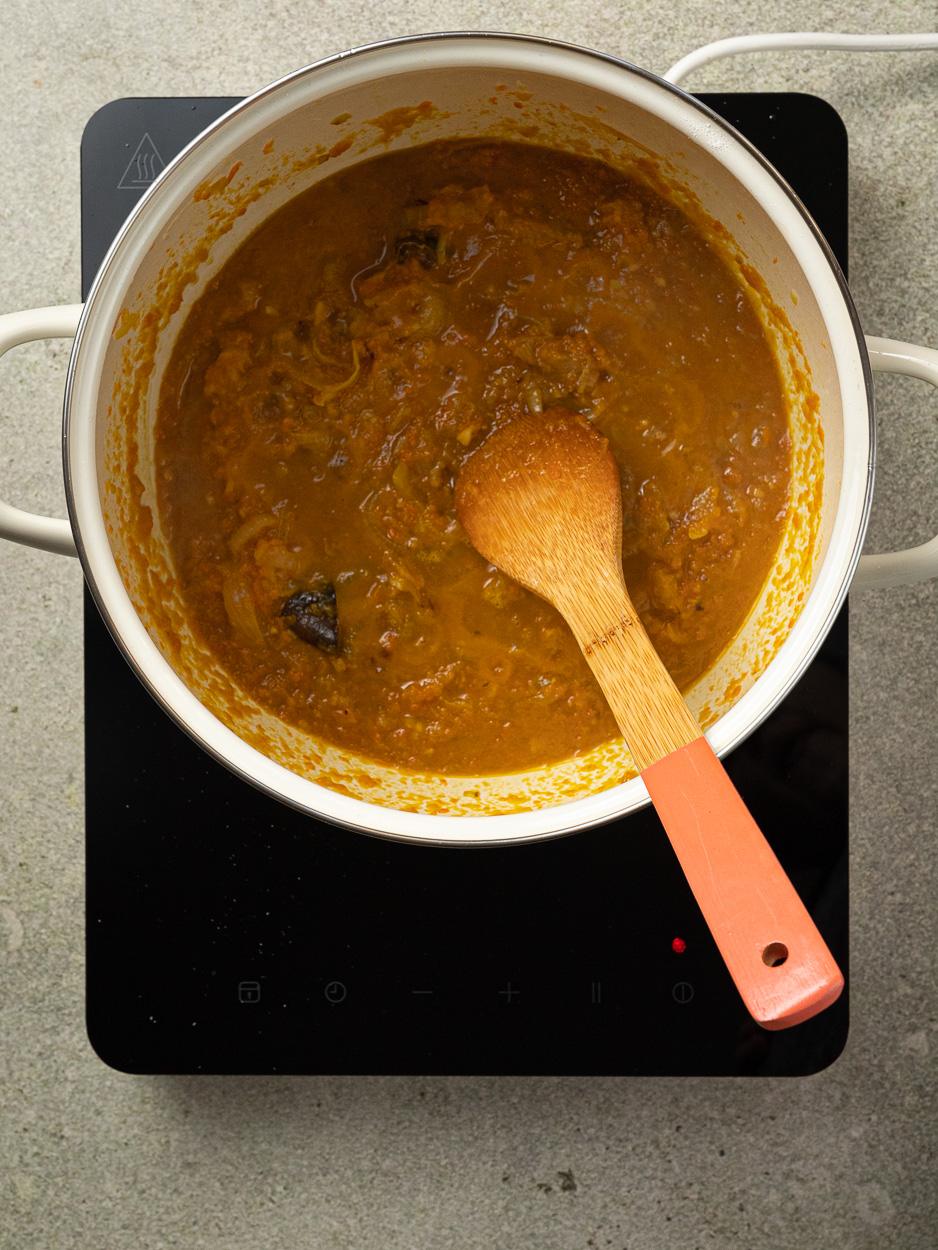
[672,938,687,953]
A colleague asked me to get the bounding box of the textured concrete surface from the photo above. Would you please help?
[2,1,937,1246]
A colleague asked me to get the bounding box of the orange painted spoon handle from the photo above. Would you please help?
[559,579,842,1029]
[642,736,843,1030]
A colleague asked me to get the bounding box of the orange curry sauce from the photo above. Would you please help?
[155,139,790,775]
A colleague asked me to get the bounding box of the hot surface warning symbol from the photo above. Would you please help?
[118,133,165,190]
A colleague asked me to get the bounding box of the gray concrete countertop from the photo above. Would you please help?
[2,1,937,1246]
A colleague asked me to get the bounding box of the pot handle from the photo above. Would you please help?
[0,304,83,558]
[853,336,938,591]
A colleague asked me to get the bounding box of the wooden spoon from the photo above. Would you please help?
[455,408,843,1031]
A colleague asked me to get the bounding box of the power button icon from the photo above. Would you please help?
[324,980,347,1005]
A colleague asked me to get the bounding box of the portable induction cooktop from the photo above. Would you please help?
[82,91,849,1076]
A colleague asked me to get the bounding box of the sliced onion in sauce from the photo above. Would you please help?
[228,513,277,553]
[222,567,264,644]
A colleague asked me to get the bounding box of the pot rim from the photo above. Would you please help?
[63,30,875,846]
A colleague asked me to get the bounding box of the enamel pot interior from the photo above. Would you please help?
[65,35,872,845]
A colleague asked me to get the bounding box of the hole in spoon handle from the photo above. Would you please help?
[642,736,843,1031]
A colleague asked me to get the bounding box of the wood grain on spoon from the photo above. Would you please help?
[455,409,843,1031]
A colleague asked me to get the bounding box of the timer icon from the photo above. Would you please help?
[324,980,347,1004]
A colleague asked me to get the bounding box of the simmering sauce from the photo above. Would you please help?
[155,139,790,775]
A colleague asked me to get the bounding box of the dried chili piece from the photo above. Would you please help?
[281,584,339,652]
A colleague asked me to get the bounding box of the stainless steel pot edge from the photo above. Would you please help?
[61,30,876,845]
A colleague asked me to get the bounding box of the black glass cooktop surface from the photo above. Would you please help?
[83,92,849,1075]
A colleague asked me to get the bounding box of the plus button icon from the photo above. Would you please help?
[498,982,520,1003]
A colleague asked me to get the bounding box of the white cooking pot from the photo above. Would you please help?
[2,32,937,846]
